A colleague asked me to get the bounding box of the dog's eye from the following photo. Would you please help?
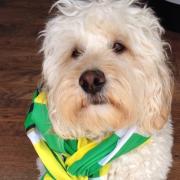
[72,48,82,59]
[112,42,125,54]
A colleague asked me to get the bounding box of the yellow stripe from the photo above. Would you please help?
[66,138,97,167]
[33,139,73,180]
[43,173,53,180]
[34,92,47,104]
[99,164,110,176]
[78,138,91,149]
[66,138,110,178]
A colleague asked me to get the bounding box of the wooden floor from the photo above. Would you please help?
[0,1,179,179]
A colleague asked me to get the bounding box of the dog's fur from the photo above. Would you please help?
[38,0,174,179]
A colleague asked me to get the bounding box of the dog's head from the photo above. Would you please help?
[41,0,173,138]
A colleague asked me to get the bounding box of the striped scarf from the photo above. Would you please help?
[24,88,150,180]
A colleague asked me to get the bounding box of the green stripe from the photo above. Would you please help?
[24,112,34,130]
[110,133,150,162]
[32,103,78,154]
[67,134,119,177]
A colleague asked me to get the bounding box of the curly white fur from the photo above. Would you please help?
[38,0,174,179]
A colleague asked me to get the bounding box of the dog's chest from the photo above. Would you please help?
[107,126,173,180]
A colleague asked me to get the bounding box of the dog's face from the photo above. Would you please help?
[42,0,173,138]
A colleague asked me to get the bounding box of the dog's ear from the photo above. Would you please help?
[130,4,175,132]
[141,61,173,132]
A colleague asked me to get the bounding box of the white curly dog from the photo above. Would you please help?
[37,0,174,179]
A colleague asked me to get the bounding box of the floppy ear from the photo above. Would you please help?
[130,6,175,132]
[141,60,173,132]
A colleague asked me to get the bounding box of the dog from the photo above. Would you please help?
[35,0,174,179]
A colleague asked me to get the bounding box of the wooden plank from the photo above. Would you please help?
[0,136,38,180]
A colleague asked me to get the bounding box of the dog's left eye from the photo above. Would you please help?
[72,48,82,59]
[112,42,126,54]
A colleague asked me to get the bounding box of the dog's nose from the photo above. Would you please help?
[79,69,106,94]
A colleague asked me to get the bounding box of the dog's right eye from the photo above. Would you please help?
[71,48,82,59]
[112,42,126,54]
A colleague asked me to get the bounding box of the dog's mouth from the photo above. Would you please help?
[84,94,107,106]
[81,94,120,109]
[89,95,106,105]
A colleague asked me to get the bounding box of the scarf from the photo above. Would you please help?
[24,88,150,180]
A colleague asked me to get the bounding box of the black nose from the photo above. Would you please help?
[79,69,106,94]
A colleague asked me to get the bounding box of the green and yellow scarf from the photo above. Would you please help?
[24,88,150,180]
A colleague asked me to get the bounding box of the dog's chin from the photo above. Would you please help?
[76,100,128,140]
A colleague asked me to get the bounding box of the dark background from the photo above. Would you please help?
[148,0,180,32]
[0,0,179,179]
